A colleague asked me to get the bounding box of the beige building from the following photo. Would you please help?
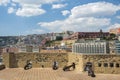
[18,45,40,53]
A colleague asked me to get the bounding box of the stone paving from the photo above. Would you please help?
[0,68,120,80]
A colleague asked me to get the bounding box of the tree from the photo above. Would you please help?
[109,33,116,40]
[56,36,63,41]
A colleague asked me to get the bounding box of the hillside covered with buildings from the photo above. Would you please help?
[0,28,119,54]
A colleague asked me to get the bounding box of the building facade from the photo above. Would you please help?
[18,45,40,53]
[114,41,120,54]
[18,45,26,52]
[109,41,120,54]
[72,41,109,54]
[0,47,3,55]
[65,30,109,40]
[109,28,120,35]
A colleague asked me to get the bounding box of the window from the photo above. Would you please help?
[110,63,114,67]
[116,63,119,68]
[104,63,108,67]
[98,63,102,67]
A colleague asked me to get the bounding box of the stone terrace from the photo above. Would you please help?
[0,68,120,80]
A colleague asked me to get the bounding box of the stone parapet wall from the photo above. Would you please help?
[40,50,67,53]
[2,52,120,74]
[2,53,9,67]
[68,53,83,72]
[3,52,68,68]
[82,54,120,74]
[67,53,120,74]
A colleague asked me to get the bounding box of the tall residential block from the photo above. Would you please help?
[72,41,109,54]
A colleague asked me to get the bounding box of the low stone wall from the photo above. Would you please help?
[2,53,9,68]
[68,53,83,72]
[82,54,120,74]
[2,52,120,74]
[67,53,120,74]
[40,50,67,53]
[3,52,68,68]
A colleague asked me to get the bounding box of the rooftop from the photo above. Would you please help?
[0,68,120,80]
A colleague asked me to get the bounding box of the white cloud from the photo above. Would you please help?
[8,0,61,17]
[16,4,46,17]
[109,23,120,29]
[52,4,67,9]
[61,10,70,16]
[16,8,45,17]
[116,16,120,19]
[8,7,15,14]
[38,2,120,32]
[0,0,10,6]
[39,17,110,32]
[12,0,60,5]
[11,3,16,6]
[70,1,120,18]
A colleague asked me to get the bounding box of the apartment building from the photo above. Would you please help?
[72,41,109,54]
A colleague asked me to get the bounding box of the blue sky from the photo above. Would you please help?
[0,0,120,36]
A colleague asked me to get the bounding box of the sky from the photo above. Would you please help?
[0,0,120,36]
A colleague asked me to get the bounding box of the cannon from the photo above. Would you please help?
[63,62,75,71]
[0,64,5,70]
[52,61,58,70]
[87,67,96,77]
[24,61,32,70]
[84,62,96,77]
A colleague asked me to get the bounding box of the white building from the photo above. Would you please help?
[114,41,120,54]
[18,45,40,53]
[18,45,26,52]
[72,41,109,54]
[33,46,40,52]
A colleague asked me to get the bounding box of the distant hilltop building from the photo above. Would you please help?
[109,28,120,35]
[64,30,109,40]
[50,31,74,41]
